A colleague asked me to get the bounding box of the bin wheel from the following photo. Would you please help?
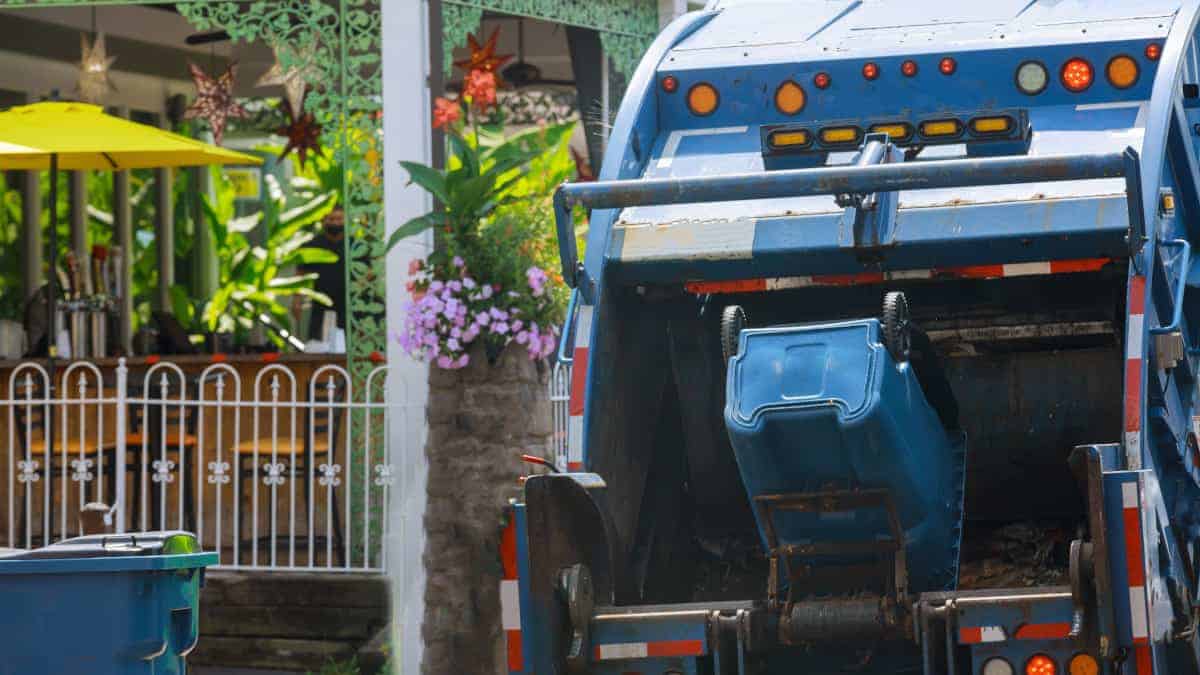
[721,305,747,362]
[882,291,911,363]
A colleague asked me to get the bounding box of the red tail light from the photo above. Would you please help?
[939,57,957,75]
[1146,43,1163,61]
[862,62,880,80]
[813,72,831,89]
[1061,58,1094,92]
[661,75,679,93]
[901,60,918,77]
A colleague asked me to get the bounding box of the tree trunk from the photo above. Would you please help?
[421,343,552,674]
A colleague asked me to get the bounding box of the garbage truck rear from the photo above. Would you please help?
[505,2,1200,673]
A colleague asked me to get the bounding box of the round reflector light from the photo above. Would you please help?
[1146,42,1163,61]
[661,75,679,93]
[902,60,918,77]
[1107,55,1139,89]
[940,57,957,75]
[775,80,807,115]
[1016,61,1049,95]
[1068,654,1099,675]
[813,72,832,89]
[863,62,880,80]
[687,83,719,116]
[1061,58,1094,92]
[983,658,1015,675]
[1026,654,1057,675]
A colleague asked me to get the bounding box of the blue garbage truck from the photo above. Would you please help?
[504,1,1200,673]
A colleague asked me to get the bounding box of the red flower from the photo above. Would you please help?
[463,69,497,112]
[432,96,461,129]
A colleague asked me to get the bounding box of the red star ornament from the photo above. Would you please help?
[275,90,322,168]
[452,28,513,76]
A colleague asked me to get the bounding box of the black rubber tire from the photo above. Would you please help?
[882,291,911,363]
[721,305,747,362]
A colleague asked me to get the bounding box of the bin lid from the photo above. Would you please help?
[0,531,217,574]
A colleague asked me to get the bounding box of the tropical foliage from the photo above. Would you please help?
[390,29,576,368]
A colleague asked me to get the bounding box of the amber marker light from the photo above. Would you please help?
[687,83,719,116]
[1067,654,1098,675]
[775,80,807,115]
[1107,55,1139,89]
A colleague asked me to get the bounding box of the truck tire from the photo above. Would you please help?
[882,291,911,363]
[721,305,746,362]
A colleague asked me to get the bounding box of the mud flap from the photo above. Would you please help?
[522,473,622,675]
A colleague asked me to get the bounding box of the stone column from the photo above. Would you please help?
[421,345,552,674]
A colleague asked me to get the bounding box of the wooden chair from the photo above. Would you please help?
[118,378,200,532]
[12,390,105,545]
[235,384,346,565]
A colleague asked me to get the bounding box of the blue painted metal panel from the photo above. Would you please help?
[514,503,533,675]
[724,319,963,592]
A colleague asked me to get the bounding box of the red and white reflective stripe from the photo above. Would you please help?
[1125,276,1146,469]
[684,258,1112,295]
[1123,481,1151,653]
[566,306,593,472]
[500,516,523,673]
[1013,622,1072,640]
[958,626,1006,644]
[593,639,704,661]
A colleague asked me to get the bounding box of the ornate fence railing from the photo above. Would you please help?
[549,361,571,472]
[1,358,413,573]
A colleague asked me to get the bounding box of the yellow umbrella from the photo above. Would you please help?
[0,101,262,362]
[0,102,260,169]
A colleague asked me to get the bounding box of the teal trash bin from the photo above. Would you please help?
[0,531,217,674]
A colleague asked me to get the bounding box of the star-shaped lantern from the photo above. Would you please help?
[256,43,319,117]
[275,90,322,168]
[452,28,513,80]
[183,62,250,146]
[77,32,117,104]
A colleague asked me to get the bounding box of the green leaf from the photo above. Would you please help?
[400,161,450,204]
[385,213,445,252]
[286,247,339,265]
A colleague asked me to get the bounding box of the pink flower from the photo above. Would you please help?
[436,355,453,369]
[452,256,464,268]
[454,354,470,368]
[408,258,423,275]
[492,321,510,335]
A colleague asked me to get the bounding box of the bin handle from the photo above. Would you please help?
[1150,238,1191,336]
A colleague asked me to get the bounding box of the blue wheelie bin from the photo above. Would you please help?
[0,530,217,674]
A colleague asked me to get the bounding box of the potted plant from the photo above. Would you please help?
[389,30,578,674]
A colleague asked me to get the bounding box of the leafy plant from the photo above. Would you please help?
[183,165,338,345]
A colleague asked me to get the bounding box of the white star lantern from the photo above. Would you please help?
[78,32,117,104]
[256,43,319,116]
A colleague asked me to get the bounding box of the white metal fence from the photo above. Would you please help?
[549,361,571,472]
[2,358,416,573]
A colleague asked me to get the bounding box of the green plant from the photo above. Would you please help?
[184,164,338,345]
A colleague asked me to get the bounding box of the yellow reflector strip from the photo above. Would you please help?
[869,123,912,142]
[1162,191,1176,214]
[687,83,719,116]
[920,119,961,137]
[820,126,861,145]
[770,130,811,148]
[970,116,1013,135]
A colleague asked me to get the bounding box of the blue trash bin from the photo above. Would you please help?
[0,531,217,674]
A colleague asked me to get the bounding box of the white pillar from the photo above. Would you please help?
[382,1,433,673]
